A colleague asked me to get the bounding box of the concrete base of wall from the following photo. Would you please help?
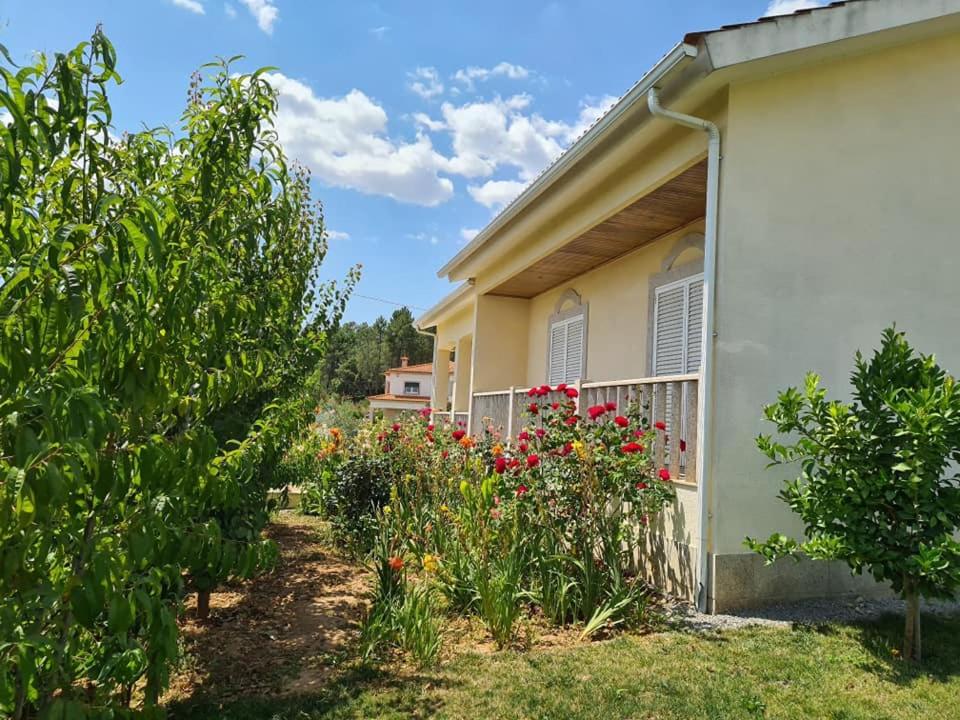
[709,552,892,614]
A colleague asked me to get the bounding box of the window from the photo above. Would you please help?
[547,309,586,385]
[403,381,421,395]
[652,273,704,376]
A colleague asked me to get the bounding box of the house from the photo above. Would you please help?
[367,356,454,420]
[416,0,960,613]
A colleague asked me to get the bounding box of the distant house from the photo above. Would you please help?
[416,0,960,612]
[367,356,454,420]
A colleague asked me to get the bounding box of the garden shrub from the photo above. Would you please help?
[323,387,677,657]
[748,327,960,661]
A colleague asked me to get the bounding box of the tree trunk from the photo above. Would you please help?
[197,589,211,620]
[903,579,921,662]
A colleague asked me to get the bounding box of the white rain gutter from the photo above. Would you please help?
[647,87,720,614]
[438,42,699,280]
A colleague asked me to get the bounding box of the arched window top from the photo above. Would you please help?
[661,232,705,273]
[553,288,583,315]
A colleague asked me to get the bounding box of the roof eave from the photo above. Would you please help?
[437,41,700,281]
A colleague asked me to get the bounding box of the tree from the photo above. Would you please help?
[0,30,353,716]
[748,327,960,661]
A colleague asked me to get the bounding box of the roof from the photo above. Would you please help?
[366,393,431,403]
[384,361,455,375]
[416,282,474,330]
[435,0,960,283]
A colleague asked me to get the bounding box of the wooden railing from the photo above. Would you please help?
[470,373,700,485]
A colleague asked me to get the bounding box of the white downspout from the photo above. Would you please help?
[647,87,720,614]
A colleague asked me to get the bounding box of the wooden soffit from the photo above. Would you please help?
[488,160,707,298]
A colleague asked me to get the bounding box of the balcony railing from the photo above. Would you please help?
[469,373,700,484]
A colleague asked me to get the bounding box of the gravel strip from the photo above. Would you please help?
[665,596,960,633]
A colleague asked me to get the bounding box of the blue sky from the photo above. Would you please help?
[0,0,820,322]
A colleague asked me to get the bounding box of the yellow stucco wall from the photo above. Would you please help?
[711,32,960,557]
[471,295,530,392]
[524,221,706,387]
[435,302,475,351]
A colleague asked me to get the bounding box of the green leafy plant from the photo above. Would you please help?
[0,30,354,717]
[748,327,960,661]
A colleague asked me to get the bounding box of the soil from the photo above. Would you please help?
[165,513,371,705]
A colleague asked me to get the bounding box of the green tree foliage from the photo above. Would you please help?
[748,327,960,661]
[0,31,354,716]
[323,308,432,399]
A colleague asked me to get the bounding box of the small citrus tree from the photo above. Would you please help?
[747,327,960,661]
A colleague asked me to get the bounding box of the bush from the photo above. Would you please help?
[328,455,393,553]
[748,327,960,661]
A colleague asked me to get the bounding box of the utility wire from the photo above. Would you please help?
[353,292,427,311]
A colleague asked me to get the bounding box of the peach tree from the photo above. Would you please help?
[0,30,352,717]
[748,327,960,661]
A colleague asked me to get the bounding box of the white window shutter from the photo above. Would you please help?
[548,323,566,385]
[564,316,584,382]
[685,278,704,373]
[653,284,685,376]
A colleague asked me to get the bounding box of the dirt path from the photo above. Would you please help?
[166,513,370,705]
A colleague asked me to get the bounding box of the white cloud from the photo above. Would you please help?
[224,2,237,18]
[565,94,619,142]
[325,229,350,241]
[453,62,531,91]
[239,0,278,34]
[763,0,824,17]
[460,227,480,243]
[407,231,440,245]
[412,112,446,132]
[170,0,205,14]
[265,72,455,206]
[369,26,390,39]
[467,179,528,210]
[408,67,444,100]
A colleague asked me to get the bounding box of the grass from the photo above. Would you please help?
[169,611,960,720]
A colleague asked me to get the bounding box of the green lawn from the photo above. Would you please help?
[169,612,960,720]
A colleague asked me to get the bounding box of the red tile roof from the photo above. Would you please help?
[384,361,455,375]
[366,393,431,403]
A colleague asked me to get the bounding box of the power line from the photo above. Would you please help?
[353,292,427,311]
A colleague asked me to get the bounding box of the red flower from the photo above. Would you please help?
[565,415,579,426]
[559,442,573,456]
[634,430,645,439]
[526,454,540,468]
[457,420,466,427]
[516,484,529,497]
[392,423,401,432]
[427,423,435,432]
[556,383,568,392]
[614,415,629,428]
[442,450,449,459]
[565,387,579,399]
[419,407,432,419]
[518,431,530,442]
[535,428,546,439]
[680,439,687,452]
[654,421,667,431]
[507,458,521,470]
[388,556,403,572]
[539,384,552,396]
[527,387,538,398]
[658,468,671,481]
[551,402,560,410]
[587,405,606,420]
[635,481,649,490]
[621,442,643,454]
[518,442,529,454]
[529,403,539,414]
[426,433,434,443]
[605,401,617,412]
[452,429,466,441]
[494,457,507,474]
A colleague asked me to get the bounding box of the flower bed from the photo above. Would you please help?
[296,386,678,663]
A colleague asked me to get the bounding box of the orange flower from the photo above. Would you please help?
[388,556,404,572]
[491,443,504,457]
[459,435,476,449]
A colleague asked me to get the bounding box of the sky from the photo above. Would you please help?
[0,0,823,322]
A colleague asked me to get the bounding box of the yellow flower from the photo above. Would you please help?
[439,504,450,514]
[572,440,587,460]
[422,554,439,574]
[383,505,392,515]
